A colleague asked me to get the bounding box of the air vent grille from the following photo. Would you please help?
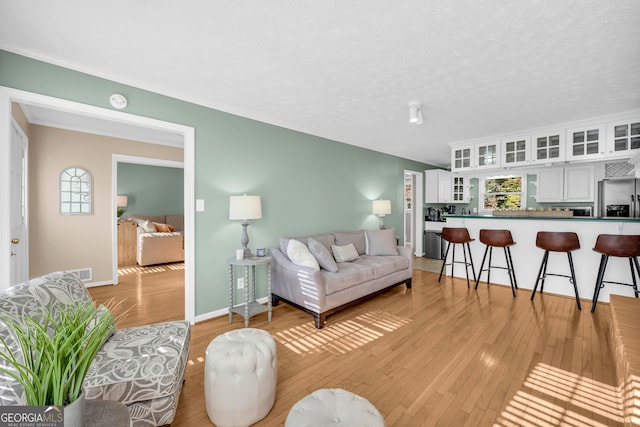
[68,268,92,282]
[605,161,634,178]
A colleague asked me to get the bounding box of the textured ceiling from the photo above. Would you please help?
[1,0,639,166]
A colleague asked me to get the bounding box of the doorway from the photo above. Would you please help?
[404,170,424,257]
[0,86,196,324]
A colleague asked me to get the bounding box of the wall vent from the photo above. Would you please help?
[68,268,92,282]
[605,161,634,178]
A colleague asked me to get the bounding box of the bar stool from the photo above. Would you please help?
[438,227,476,287]
[591,234,640,312]
[530,231,582,310]
[474,229,518,297]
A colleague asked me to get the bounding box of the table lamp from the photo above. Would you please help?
[229,195,262,257]
[372,199,391,229]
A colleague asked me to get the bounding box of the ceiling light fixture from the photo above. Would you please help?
[408,102,423,125]
[109,93,128,109]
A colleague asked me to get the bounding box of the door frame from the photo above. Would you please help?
[404,169,424,256]
[0,86,196,325]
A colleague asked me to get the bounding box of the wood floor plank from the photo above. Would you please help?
[88,260,623,426]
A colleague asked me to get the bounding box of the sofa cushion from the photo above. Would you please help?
[279,233,335,257]
[308,237,338,273]
[84,320,191,406]
[324,263,376,295]
[287,239,320,270]
[165,214,184,232]
[356,256,410,279]
[334,231,366,255]
[365,228,398,256]
[331,243,360,263]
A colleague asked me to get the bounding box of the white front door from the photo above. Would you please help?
[10,120,28,286]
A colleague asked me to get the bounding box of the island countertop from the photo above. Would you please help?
[440,215,640,305]
[443,214,640,222]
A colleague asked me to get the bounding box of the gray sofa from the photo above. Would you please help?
[271,229,413,328]
[0,271,191,426]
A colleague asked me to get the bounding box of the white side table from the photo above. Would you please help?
[227,255,273,327]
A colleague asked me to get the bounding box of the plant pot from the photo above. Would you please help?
[64,390,86,427]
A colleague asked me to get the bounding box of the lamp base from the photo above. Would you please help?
[378,216,386,229]
[240,221,253,258]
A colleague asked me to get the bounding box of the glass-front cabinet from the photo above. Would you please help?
[452,176,469,202]
[451,145,473,172]
[502,136,530,167]
[476,142,499,169]
[566,125,606,161]
[531,130,565,164]
[607,118,640,158]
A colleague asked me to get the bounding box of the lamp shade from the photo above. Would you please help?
[229,195,262,220]
[372,199,391,216]
[117,195,128,207]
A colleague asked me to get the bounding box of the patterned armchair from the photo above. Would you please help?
[0,271,191,426]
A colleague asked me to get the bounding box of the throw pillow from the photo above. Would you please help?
[334,231,366,255]
[140,220,157,233]
[154,222,176,232]
[287,239,320,270]
[331,243,360,263]
[365,228,398,256]
[308,237,338,272]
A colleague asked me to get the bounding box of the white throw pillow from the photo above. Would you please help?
[287,239,320,270]
[140,220,157,233]
[331,243,360,262]
[365,228,398,256]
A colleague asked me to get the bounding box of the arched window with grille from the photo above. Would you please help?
[60,167,92,215]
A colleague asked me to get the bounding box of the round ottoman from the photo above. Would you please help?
[204,328,277,427]
[285,388,385,427]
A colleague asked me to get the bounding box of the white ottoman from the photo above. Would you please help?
[205,328,277,427]
[285,388,386,427]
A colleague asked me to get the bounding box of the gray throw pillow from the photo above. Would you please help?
[287,239,320,270]
[365,228,398,256]
[308,237,338,272]
[331,243,360,262]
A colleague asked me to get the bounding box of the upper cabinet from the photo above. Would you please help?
[502,136,530,167]
[451,144,474,172]
[536,165,594,202]
[531,130,565,165]
[606,118,640,158]
[475,142,500,169]
[424,169,452,203]
[565,125,606,161]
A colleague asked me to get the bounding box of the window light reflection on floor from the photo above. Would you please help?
[494,363,624,426]
[118,262,185,276]
[274,310,411,356]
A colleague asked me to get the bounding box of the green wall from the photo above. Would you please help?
[0,50,431,317]
[117,163,184,217]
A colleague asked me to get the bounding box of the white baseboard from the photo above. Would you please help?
[194,296,269,324]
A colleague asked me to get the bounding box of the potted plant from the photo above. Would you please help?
[0,300,121,426]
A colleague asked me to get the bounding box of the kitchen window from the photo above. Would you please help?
[479,175,525,213]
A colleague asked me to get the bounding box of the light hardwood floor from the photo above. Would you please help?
[89,261,623,426]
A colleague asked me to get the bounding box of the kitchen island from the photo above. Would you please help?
[441,215,640,305]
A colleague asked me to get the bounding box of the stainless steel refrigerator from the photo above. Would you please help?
[598,178,640,218]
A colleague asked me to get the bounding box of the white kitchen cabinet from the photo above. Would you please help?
[452,175,470,203]
[502,136,530,167]
[451,145,474,172]
[566,125,606,161]
[536,165,594,202]
[475,142,500,169]
[531,130,565,164]
[606,118,640,158]
[425,169,452,203]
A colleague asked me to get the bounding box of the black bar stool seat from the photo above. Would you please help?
[591,234,640,312]
[438,227,476,287]
[530,231,582,310]
[474,229,518,297]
